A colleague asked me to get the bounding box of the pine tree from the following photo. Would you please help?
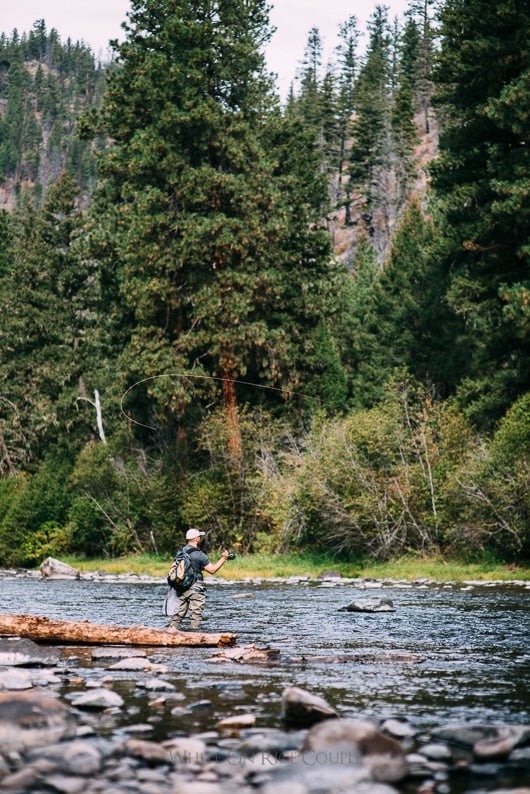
[334,15,360,223]
[86,0,336,458]
[431,0,530,427]
[347,5,393,249]
[295,26,324,131]
[404,0,437,133]
[0,174,101,466]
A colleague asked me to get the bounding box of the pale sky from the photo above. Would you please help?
[2,0,411,97]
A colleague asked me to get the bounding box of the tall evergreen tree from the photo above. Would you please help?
[86,0,336,458]
[295,26,324,131]
[431,0,530,427]
[334,15,360,223]
[0,173,102,467]
[404,0,437,133]
[347,5,393,249]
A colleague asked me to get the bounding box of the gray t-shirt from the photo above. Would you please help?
[183,544,209,583]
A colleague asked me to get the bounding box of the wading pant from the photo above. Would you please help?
[170,587,206,630]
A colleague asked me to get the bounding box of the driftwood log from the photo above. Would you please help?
[0,614,236,648]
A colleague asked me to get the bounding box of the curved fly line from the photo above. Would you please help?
[120,372,310,432]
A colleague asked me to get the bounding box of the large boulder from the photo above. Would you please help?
[301,718,408,782]
[39,557,80,579]
[0,691,76,753]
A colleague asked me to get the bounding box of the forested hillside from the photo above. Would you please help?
[0,0,528,568]
[0,21,107,209]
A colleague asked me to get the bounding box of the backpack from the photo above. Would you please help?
[167,546,197,593]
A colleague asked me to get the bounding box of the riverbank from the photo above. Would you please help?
[58,552,530,583]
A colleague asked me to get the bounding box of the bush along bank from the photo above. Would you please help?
[0,638,529,793]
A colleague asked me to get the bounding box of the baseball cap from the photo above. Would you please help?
[186,528,206,540]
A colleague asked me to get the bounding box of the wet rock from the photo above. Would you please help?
[227,593,256,599]
[27,738,104,775]
[0,637,62,667]
[382,718,417,739]
[69,687,124,710]
[301,718,408,782]
[162,735,207,765]
[510,746,530,763]
[211,645,281,664]
[216,713,256,732]
[251,757,398,794]
[189,699,213,711]
[473,726,530,760]
[39,773,88,793]
[0,668,33,690]
[124,737,172,764]
[281,686,337,729]
[238,728,307,758]
[339,597,396,613]
[91,647,147,661]
[107,657,158,672]
[418,742,453,761]
[0,691,76,753]
[431,723,499,748]
[40,556,80,579]
[172,779,225,794]
[0,758,58,789]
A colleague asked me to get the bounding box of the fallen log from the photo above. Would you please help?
[0,614,236,648]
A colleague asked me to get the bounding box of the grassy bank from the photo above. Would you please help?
[60,552,530,582]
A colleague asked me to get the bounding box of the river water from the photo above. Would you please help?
[1,576,530,743]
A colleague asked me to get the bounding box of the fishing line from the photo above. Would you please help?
[120,372,314,432]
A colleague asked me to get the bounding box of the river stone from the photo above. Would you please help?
[281,686,337,729]
[301,718,408,782]
[162,735,207,765]
[38,774,88,794]
[211,645,281,663]
[27,738,104,775]
[124,737,172,764]
[381,718,417,738]
[137,676,177,691]
[217,713,256,731]
[0,667,33,690]
[0,758,57,790]
[238,729,307,758]
[339,597,395,613]
[431,723,497,747]
[40,556,80,579]
[70,687,124,709]
[418,742,453,761]
[474,726,530,759]
[91,646,147,660]
[0,691,76,753]
[107,656,154,671]
[254,757,399,794]
[0,637,62,667]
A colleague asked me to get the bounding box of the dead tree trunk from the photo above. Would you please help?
[0,614,236,648]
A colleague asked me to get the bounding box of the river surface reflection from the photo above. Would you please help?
[1,576,529,735]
